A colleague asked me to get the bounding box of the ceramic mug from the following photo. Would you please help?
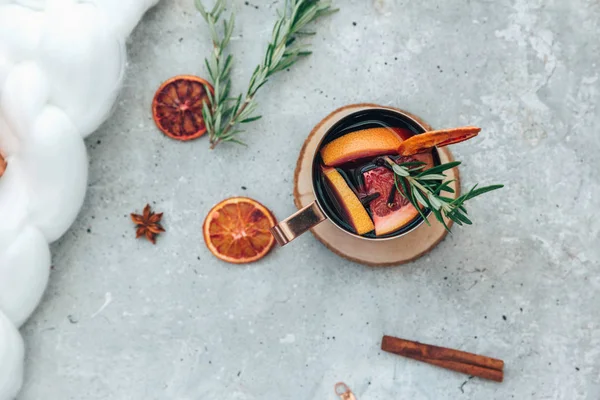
[270,107,439,246]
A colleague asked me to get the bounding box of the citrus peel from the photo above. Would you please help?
[203,197,276,264]
[397,126,480,156]
[152,75,213,141]
[320,127,412,167]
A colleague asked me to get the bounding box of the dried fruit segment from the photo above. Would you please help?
[0,153,6,178]
[203,197,276,264]
[322,166,375,235]
[152,75,213,141]
[320,127,412,167]
[397,126,480,156]
[364,154,434,236]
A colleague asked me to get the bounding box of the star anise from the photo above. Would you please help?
[131,204,165,244]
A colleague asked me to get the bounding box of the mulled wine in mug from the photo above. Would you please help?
[270,107,450,245]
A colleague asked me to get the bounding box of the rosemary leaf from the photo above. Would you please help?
[419,174,447,181]
[454,210,473,225]
[465,184,505,200]
[223,137,247,146]
[196,0,337,149]
[241,116,263,124]
[410,187,431,225]
[387,159,502,231]
[204,59,214,80]
[416,161,461,177]
[221,54,233,79]
[413,189,429,209]
[428,193,443,210]
[451,215,464,226]
[431,207,450,231]
[392,164,409,177]
[195,0,208,19]
[435,179,456,195]
[203,84,214,108]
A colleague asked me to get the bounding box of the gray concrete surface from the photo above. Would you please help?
[18,0,600,399]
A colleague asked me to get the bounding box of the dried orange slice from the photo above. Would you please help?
[320,127,412,167]
[152,75,213,141]
[397,126,480,156]
[322,166,375,235]
[203,197,276,264]
[0,153,6,178]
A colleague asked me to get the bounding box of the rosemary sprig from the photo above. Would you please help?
[383,156,503,231]
[196,0,337,149]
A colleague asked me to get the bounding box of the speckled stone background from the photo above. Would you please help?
[18,0,600,399]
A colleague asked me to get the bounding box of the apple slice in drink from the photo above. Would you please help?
[321,166,375,235]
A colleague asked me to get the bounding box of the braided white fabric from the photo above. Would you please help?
[0,1,157,398]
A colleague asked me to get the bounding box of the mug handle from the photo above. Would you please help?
[270,201,327,246]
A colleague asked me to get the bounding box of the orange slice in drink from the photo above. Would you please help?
[203,197,276,264]
[397,126,480,156]
[152,75,213,141]
[320,127,412,167]
[321,166,375,235]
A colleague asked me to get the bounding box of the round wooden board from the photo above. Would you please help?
[293,103,461,267]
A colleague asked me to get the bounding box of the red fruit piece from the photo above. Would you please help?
[363,153,434,236]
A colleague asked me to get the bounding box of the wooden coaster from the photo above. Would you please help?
[293,104,461,267]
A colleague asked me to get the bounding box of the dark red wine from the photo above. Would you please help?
[313,109,439,238]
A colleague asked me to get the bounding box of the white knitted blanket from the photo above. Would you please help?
[0,1,158,398]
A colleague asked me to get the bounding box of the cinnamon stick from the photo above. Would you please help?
[409,355,503,382]
[381,335,504,382]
